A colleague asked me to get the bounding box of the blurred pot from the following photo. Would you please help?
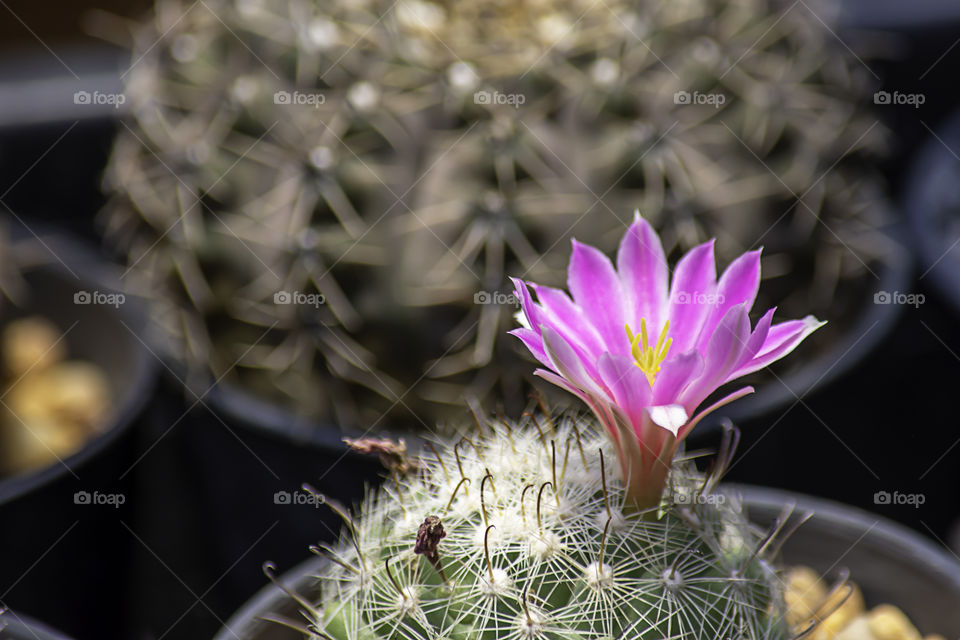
[0,233,156,640]
[128,373,387,639]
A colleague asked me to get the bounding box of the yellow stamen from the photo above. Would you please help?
[625,319,672,387]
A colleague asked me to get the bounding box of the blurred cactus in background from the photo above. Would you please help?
[100,0,890,430]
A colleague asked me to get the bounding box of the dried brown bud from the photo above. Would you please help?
[414,515,447,582]
[343,437,420,475]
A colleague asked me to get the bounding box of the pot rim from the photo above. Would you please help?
[732,483,960,589]
[1,609,74,640]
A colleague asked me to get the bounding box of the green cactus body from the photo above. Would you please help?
[306,418,789,640]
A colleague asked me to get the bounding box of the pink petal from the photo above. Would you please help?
[508,328,551,368]
[667,240,717,354]
[695,249,761,352]
[596,353,689,455]
[541,326,604,395]
[512,277,603,366]
[729,315,825,379]
[681,304,752,409]
[534,370,621,446]
[730,307,775,376]
[534,368,591,403]
[531,283,607,359]
[511,277,544,336]
[568,240,626,353]
[652,350,704,406]
[617,214,669,333]
[678,386,755,441]
[597,353,653,428]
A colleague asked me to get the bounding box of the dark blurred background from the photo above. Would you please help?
[1,1,959,639]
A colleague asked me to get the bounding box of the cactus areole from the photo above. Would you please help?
[509,213,823,510]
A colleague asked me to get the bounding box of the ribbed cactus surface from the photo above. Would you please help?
[299,417,790,639]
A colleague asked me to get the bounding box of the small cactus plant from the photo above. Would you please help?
[264,220,835,638]
[100,0,889,430]
[278,417,797,639]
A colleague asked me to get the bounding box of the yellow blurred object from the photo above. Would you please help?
[868,605,922,640]
[1,415,88,474]
[834,617,874,640]
[785,566,828,626]
[786,566,937,640]
[810,583,866,640]
[1,317,66,377]
[35,362,112,430]
[0,316,112,475]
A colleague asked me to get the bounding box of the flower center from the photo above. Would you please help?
[625,319,672,387]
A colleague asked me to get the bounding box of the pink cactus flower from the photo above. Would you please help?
[510,213,823,509]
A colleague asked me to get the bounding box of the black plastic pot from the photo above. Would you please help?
[0,45,126,245]
[0,235,156,640]
[0,611,74,640]
[213,486,960,640]
[128,374,385,639]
